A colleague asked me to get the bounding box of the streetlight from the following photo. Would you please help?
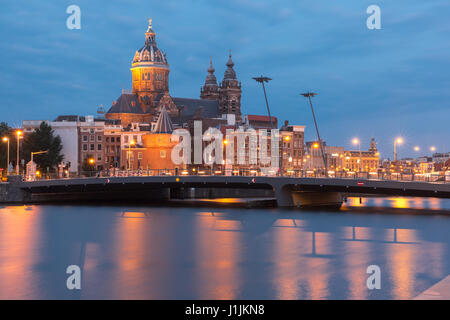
[301,92,328,177]
[253,76,273,129]
[352,138,362,172]
[393,137,403,162]
[2,137,9,175]
[430,146,436,153]
[414,146,420,152]
[16,130,22,175]
[128,140,136,170]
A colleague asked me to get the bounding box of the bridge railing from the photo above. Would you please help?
[72,168,449,183]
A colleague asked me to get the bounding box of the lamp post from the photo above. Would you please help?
[393,137,403,162]
[253,76,273,129]
[301,92,328,177]
[352,138,362,173]
[128,140,135,171]
[16,130,22,175]
[2,137,9,175]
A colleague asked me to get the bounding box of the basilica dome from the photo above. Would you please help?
[132,19,168,66]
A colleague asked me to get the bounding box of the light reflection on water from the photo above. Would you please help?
[0,197,449,300]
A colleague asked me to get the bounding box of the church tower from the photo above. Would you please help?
[200,58,219,100]
[219,51,242,121]
[130,18,170,112]
[369,137,378,153]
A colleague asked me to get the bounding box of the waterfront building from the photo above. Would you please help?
[343,138,380,172]
[123,107,183,171]
[23,118,79,174]
[280,121,305,172]
[304,141,345,172]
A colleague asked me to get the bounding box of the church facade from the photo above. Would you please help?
[106,19,242,127]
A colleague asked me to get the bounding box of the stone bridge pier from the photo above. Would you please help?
[272,182,343,209]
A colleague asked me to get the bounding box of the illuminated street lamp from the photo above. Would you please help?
[414,146,420,152]
[352,138,362,172]
[16,130,22,175]
[393,137,403,162]
[2,137,9,175]
[128,140,136,170]
[430,146,436,153]
[301,92,327,177]
[253,76,273,129]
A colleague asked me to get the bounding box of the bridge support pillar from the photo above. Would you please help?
[273,185,294,207]
[273,184,343,209]
[292,191,343,209]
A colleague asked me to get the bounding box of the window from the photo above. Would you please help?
[116,137,120,143]
[138,152,143,160]
[83,144,87,151]
[90,129,94,134]
[97,155,102,161]
[160,150,166,158]
[90,135,95,141]
[98,136,102,141]
[124,136,129,143]
[83,135,88,142]
[98,144,102,151]
[111,137,115,143]
[90,144,94,151]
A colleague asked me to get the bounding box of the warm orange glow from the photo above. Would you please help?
[284,136,291,141]
[395,137,403,144]
[89,158,95,165]
[130,140,136,146]
[223,139,228,145]
[16,130,22,136]
[313,143,319,149]
[352,138,359,145]
[414,146,420,152]
[2,137,8,142]
[430,146,436,152]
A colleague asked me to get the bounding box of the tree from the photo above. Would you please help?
[0,122,13,173]
[22,122,64,172]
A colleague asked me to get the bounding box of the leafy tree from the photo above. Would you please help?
[0,122,14,173]
[22,122,64,172]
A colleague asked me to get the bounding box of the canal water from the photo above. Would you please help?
[0,197,449,300]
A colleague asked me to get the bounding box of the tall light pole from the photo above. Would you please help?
[393,137,403,162]
[16,130,22,175]
[301,92,328,177]
[2,137,9,175]
[128,140,135,170]
[352,138,362,172]
[253,76,273,129]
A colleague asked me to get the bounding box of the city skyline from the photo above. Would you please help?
[0,1,449,158]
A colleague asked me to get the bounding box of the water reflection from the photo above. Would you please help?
[195,215,242,299]
[0,198,449,299]
[0,206,43,299]
[344,196,446,211]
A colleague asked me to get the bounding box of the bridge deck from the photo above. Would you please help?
[20,176,450,198]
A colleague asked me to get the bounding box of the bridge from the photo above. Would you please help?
[14,173,450,208]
